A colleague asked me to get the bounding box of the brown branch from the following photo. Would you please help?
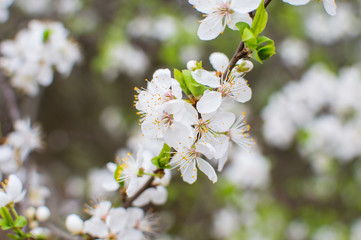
[0,72,20,123]
[122,176,155,208]
[223,0,274,78]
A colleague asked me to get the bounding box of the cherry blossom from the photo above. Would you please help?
[189,0,260,40]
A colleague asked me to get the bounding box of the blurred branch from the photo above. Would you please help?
[224,0,273,78]
[0,71,20,123]
[123,176,155,208]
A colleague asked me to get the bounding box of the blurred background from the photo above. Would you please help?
[1,0,361,239]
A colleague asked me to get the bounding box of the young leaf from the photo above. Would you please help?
[251,0,268,36]
[236,22,250,36]
[151,144,171,169]
[242,28,257,50]
[0,207,14,227]
[257,44,276,61]
[182,70,206,97]
[14,216,27,228]
[174,69,191,95]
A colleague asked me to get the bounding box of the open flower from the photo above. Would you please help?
[0,174,26,205]
[189,0,260,40]
[192,52,252,114]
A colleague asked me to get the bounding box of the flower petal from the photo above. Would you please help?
[282,0,310,6]
[197,157,217,183]
[192,69,220,88]
[181,160,197,184]
[323,0,336,16]
[228,12,252,30]
[197,14,225,41]
[209,52,229,72]
[210,112,236,132]
[231,0,262,14]
[189,0,217,14]
[196,91,222,114]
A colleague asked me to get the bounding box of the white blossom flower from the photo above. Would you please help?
[7,118,42,161]
[0,174,26,205]
[189,0,259,40]
[171,136,217,184]
[283,0,336,16]
[192,52,252,114]
[0,20,80,96]
[0,0,13,23]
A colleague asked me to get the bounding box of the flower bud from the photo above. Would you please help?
[25,207,36,219]
[237,60,254,73]
[65,214,84,234]
[36,206,51,222]
[187,60,197,71]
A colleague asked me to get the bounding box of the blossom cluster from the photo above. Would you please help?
[0,20,81,96]
[0,119,41,174]
[262,64,361,170]
[66,200,157,239]
[134,52,254,184]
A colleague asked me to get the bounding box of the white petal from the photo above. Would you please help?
[197,158,217,183]
[83,217,108,238]
[164,122,195,149]
[210,112,236,132]
[132,189,152,207]
[189,0,217,14]
[152,69,171,85]
[37,66,53,87]
[197,14,225,41]
[209,52,229,72]
[192,69,220,88]
[228,12,253,30]
[217,149,229,171]
[151,186,168,205]
[107,207,127,234]
[196,91,222,114]
[212,134,230,160]
[323,0,336,16]
[230,77,252,103]
[0,192,10,207]
[282,0,310,5]
[181,160,197,184]
[6,175,24,201]
[126,207,144,228]
[231,0,262,13]
[195,141,216,159]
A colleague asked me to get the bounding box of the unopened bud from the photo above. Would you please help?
[237,59,254,73]
[25,207,36,219]
[36,206,51,222]
[186,60,197,71]
[65,214,84,234]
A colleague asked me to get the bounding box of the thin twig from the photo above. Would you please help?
[123,176,155,208]
[224,0,274,77]
[0,71,20,122]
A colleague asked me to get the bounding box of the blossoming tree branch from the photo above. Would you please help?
[0,0,337,239]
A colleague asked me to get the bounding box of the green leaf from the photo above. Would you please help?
[242,28,257,50]
[182,70,205,97]
[257,44,276,61]
[7,234,20,240]
[236,22,250,36]
[151,144,171,169]
[251,0,268,36]
[174,69,191,95]
[257,36,274,45]
[1,207,14,227]
[42,29,52,43]
[14,216,27,228]
[251,49,263,64]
